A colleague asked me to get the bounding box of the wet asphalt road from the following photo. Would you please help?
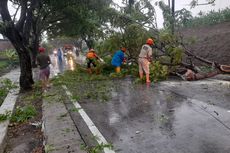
[78,78,230,153]
[52,53,230,153]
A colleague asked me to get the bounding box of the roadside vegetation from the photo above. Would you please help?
[183,7,230,28]
[0,49,19,76]
[0,79,16,107]
[3,83,44,153]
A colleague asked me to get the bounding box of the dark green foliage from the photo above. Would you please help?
[0,111,11,122]
[158,31,183,65]
[0,49,19,70]
[81,143,113,153]
[0,79,16,106]
[11,105,37,123]
[175,8,193,28]
[183,8,230,28]
[150,61,169,82]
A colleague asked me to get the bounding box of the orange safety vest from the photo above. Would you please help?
[86,51,97,59]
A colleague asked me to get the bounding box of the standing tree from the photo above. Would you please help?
[0,0,41,90]
[0,0,79,91]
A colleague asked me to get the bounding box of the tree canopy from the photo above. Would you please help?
[0,0,224,90]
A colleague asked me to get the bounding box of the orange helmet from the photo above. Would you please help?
[146,38,154,45]
[121,47,126,52]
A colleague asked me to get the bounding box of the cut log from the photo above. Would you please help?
[220,65,230,73]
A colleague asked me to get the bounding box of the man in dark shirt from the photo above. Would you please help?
[36,47,51,91]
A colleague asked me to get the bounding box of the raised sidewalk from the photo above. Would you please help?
[0,68,86,153]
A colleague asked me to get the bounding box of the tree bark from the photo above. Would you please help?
[4,26,34,91]
[18,48,34,91]
[0,0,35,91]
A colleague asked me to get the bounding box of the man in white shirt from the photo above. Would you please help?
[138,38,154,83]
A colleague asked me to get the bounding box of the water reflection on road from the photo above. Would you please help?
[79,78,230,153]
[50,53,85,77]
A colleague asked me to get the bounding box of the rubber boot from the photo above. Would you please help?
[115,67,121,73]
[146,73,151,83]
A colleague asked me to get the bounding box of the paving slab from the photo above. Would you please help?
[0,68,20,153]
[0,56,86,153]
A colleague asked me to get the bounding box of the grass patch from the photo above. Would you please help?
[51,62,138,103]
[0,49,19,74]
[81,143,113,153]
[45,144,56,153]
[0,78,17,106]
[52,66,113,103]
[10,105,37,123]
[0,60,10,71]
[0,111,11,122]
[0,105,37,123]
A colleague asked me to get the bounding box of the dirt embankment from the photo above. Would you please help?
[180,22,230,65]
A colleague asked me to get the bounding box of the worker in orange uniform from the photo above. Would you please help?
[138,38,154,83]
[86,48,100,74]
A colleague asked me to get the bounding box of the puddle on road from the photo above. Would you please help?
[83,79,230,153]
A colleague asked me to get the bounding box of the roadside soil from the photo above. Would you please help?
[180,21,230,65]
[4,87,44,153]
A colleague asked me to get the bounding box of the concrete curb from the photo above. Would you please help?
[0,88,19,153]
[0,69,20,153]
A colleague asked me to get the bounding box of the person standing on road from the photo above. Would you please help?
[36,47,51,91]
[138,38,154,83]
[57,48,65,73]
[111,47,127,73]
[86,48,100,74]
[57,48,63,63]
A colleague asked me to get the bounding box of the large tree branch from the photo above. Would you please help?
[13,5,20,22]
[23,0,40,44]
[0,0,12,22]
[180,43,213,65]
[16,0,27,30]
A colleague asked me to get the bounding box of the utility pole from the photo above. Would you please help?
[171,0,175,34]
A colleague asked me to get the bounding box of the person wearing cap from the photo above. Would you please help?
[86,48,100,73]
[138,38,154,83]
[111,47,127,73]
[36,47,51,91]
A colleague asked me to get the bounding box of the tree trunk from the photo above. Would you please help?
[18,49,34,91]
[30,35,39,68]
[6,28,34,91]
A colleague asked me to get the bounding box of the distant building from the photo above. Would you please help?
[0,39,14,51]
